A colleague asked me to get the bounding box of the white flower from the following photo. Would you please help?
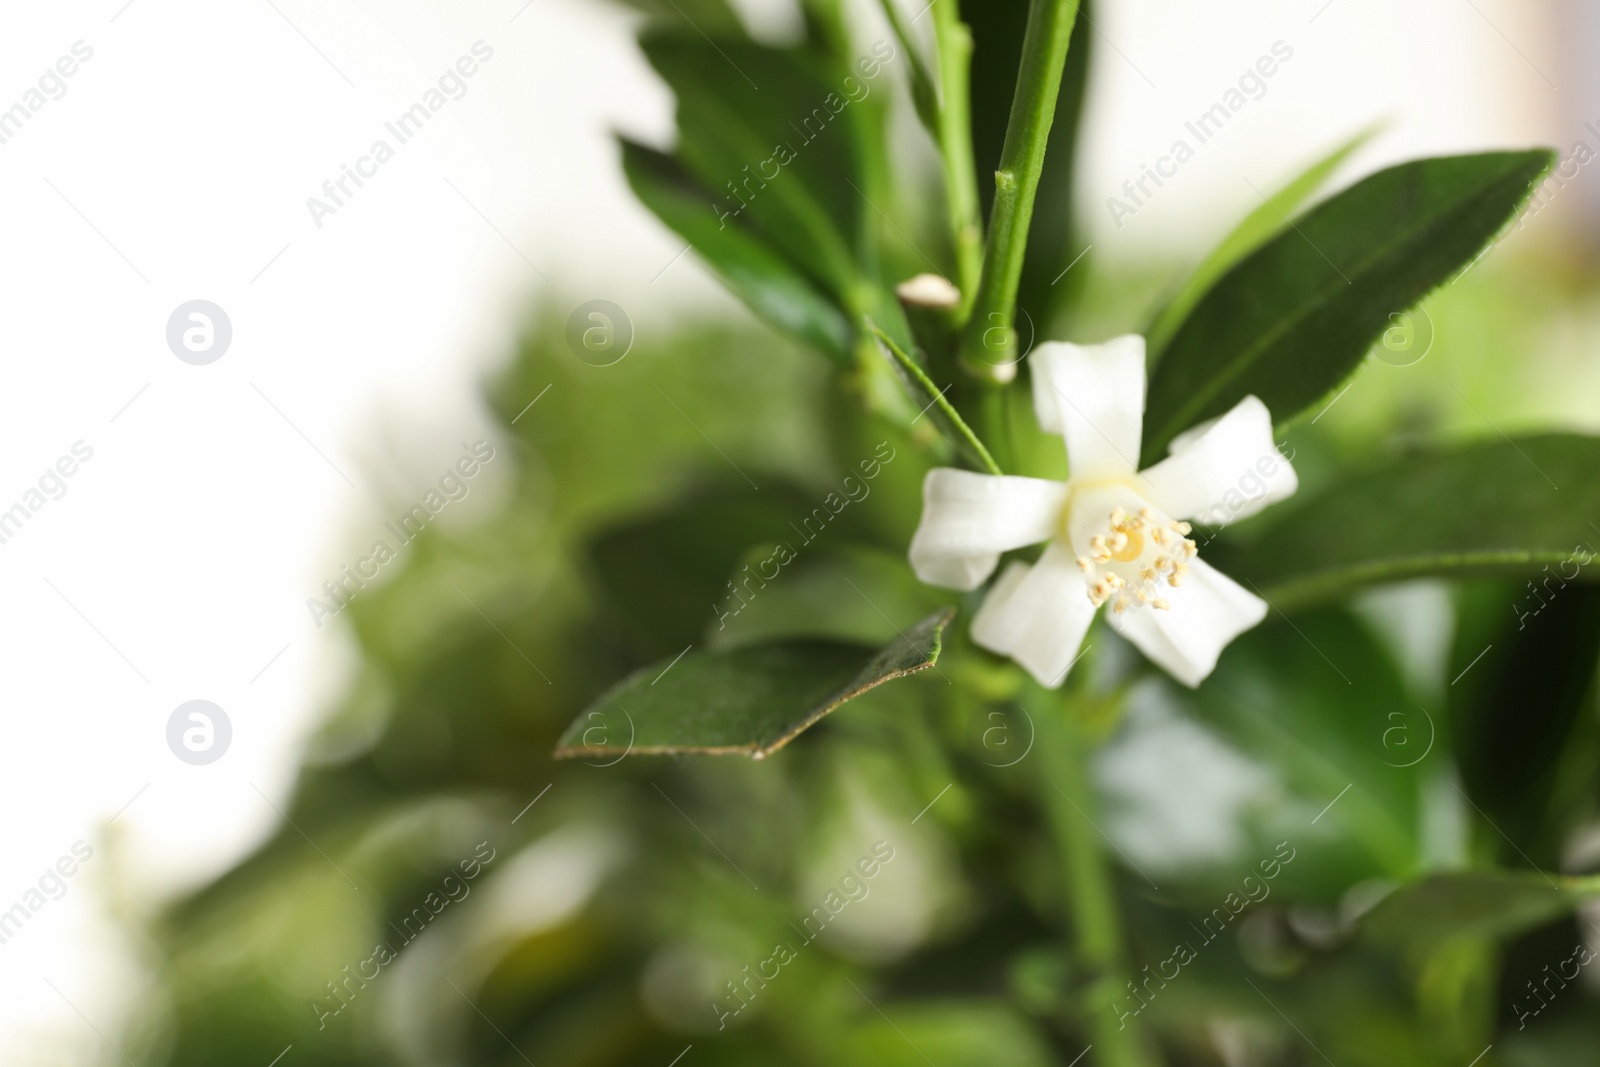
[908,335,1298,688]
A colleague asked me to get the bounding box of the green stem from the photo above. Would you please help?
[868,323,1001,475]
[955,0,1081,380]
[932,0,983,313]
[1030,685,1160,1067]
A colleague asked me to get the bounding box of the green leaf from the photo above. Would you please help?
[868,323,1000,473]
[874,0,940,136]
[1191,607,1421,882]
[1449,581,1600,867]
[553,608,953,759]
[1362,870,1600,948]
[839,1001,1056,1067]
[587,480,840,660]
[1140,150,1555,461]
[640,31,867,303]
[622,140,853,361]
[1216,434,1600,612]
[1146,125,1379,359]
[707,543,947,650]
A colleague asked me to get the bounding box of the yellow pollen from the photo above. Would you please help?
[1076,502,1204,615]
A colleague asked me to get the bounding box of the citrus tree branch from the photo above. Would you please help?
[955,0,1081,380]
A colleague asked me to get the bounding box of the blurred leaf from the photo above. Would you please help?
[587,481,828,660]
[1141,150,1555,460]
[1146,125,1378,358]
[1363,870,1600,948]
[967,0,1093,327]
[1194,607,1420,881]
[874,0,939,135]
[708,543,947,649]
[623,140,853,362]
[1218,434,1600,611]
[554,608,953,759]
[641,31,866,303]
[1449,581,1600,866]
[838,1000,1056,1067]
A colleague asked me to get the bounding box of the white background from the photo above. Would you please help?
[0,0,1577,1060]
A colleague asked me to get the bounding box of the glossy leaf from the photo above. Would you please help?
[1141,150,1555,460]
[622,140,853,362]
[1146,125,1378,359]
[554,608,953,759]
[1216,434,1600,611]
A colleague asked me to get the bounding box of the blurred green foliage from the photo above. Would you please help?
[118,0,1600,1064]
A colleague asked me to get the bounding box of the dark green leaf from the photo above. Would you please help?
[1146,125,1378,359]
[708,543,947,650]
[1450,581,1600,867]
[640,31,867,302]
[1192,607,1421,883]
[553,608,953,759]
[1141,150,1555,460]
[622,140,853,361]
[587,480,834,660]
[1362,871,1600,948]
[1216,434,1600,611]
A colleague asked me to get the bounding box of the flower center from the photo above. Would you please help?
[1075,505,1198,615]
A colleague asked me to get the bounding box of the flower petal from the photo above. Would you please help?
[1138,395,1297,524]
[908,469,1069,590]
[1107,558,1266,687]
[971,543,1098,688]
[1030,336,1146,479]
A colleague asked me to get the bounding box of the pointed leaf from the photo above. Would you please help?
[1215,434,1600,611]
[554,608,954,759]
[1146,125,1379,358]
[622,140,852,361]
[1141,150,1555,461]
[640,31,866,300]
